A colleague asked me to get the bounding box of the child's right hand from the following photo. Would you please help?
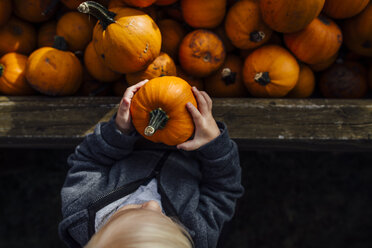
[115,79,149,134]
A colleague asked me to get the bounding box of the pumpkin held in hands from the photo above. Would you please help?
[130,76,197,146]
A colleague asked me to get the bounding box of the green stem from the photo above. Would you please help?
[254,72,271,86]
[0,64,4,77]
[53,36,68,51]
[77,1,116,30]
[144,108,169,136]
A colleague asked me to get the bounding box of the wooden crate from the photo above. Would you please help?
[1,96,372,151]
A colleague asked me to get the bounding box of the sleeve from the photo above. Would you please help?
[194,121,244,247]
[60,115,140,216]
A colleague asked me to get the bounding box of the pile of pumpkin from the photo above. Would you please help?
[0,0,371,98]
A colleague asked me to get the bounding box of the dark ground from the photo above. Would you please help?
[0,148,372,248]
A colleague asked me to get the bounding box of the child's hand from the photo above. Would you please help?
[177,87,220,151]
[115,79,149,134]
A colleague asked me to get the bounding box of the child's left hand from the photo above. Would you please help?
[177,87,221,151]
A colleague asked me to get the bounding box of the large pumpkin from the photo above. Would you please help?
[242,45,300,98]
[323,0,370,19]
[84,41,121,82]
[178,29,226,77]
[225,0,272,50]
[284,16,342,65]
[26,36,83,96]
[126,52,177,85]
[319,61,368,98]
[0,0,12,27]
[286,64,315,98]
[130,76,197,146]
[56,11,96,52]
[0,52,35,95]
[181,0,226,28]
[0,17,37,56]
[260,0,325,33]
[342,3,372,56]
[158,19,186,60]
[204,54,248,97]
[13,0,56,23]
[37,20,57,48]
[78,1,161,74]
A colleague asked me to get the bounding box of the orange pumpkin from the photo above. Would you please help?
[13,0,56,23]
[286,64,315,98]
[225,0,272,50]
[0,17,37,56]
[0,0,12,27]
[156,0,178,5]
[26,36,83,96]
[108,0,128,8]
[126,52,177,85]
[260,0,325,33]
[158,19,186,60]
[130,76,197,146]
[122,0,156,7]
[108,1,158,20]
[284,16,342,65]
[61,0,108,9]
[56,11,95,52]
[181,0,226,28]
[179,29,226,78]
[84,41,121,82]
[323,0,370,19]
[214,25,235,53]
[0,52,35,95]
[176,66,204,90]
[78,2,161,74]
[37,20,57,48]
[342,3,372,56]
[319,61,368,98]
[113,77,129,96]
[204,54,248,97]
[309,52,338,72]
[242,45,300,97]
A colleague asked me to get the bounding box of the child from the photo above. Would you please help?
[58,79,244,248]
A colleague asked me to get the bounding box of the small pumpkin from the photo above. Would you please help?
[0,0,12,27]
[108,1,158,21]
[156,0,178,5]
[26,36,83,96]
[319,61,368,98]
[342,3,372,56]
[122,0,156,7]
[176,66,204,90]
[242,45,300,98]
[158,19,186,60]
[0,17,37,56]
[84,41,122,82]
[205,54,248,97]
[61,0,108,9]
[260,0,325,33]
[130,76,197,146]
[179,29,226,78]
[323,0,370,19]
[56,11,96,52]
[284,16,342,65]
[309,52,338,72]
[78,1,161,74]
[181,0,226,28]
[286,64,315,98]
[225,0,272,50]
[37,20,57,48]
[13,0,56,23]
[214,25,235,53]
[126,52,177,85]
[0,52,35,95]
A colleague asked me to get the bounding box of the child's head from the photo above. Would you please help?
[85,200,193,248]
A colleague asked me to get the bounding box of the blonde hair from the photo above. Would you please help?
[85,208,193,248]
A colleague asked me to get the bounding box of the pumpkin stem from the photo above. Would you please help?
[0,64,4,77]
[221,68,236,85]
[144,108,169,136]
[53,36,68,51]
[254,72,271,86]
[77,1,116,30]
[250,31,266,43]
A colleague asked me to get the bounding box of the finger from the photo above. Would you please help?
[200,91,212,112]
[192,87,208,115]
[177,140,198,151]
[186,102,203,125]
[123,79,149,99]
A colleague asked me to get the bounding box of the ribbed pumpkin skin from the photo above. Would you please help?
[181,0,226,28]
[284,16,343,65]
[26,47,83,96]
[260,0,325,33]
[0,53,35,95]
[342,3,372,56]
[0,0,12,27]
[323,0,370,19]
[13,0,56,23]
[286,64,315,98]
[242,45,300,98]
[130,76,197,146]
[158,19,186,60]
[37,21,57,48]
[92,7,162,74]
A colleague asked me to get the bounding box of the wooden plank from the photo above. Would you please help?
[1,96,372,151]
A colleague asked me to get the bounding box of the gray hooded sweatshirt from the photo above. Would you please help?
[58,117,244,248]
